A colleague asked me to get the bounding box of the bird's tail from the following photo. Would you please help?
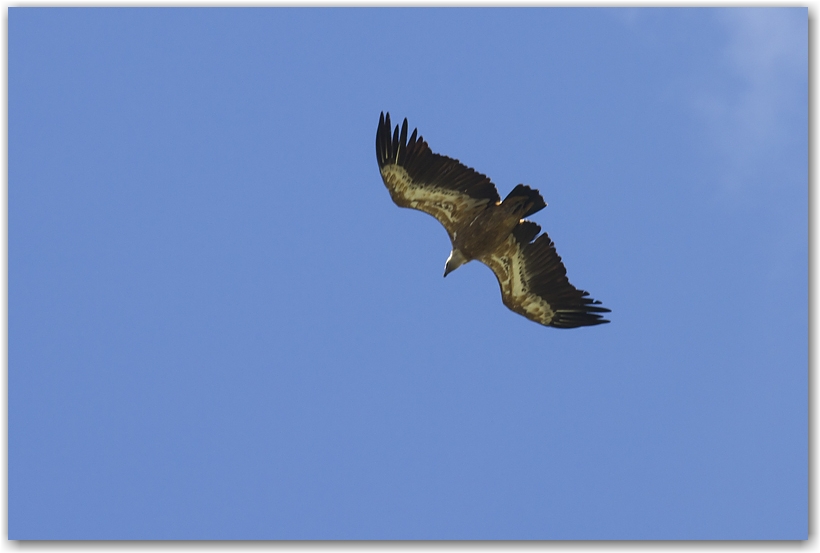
[502,184,547,218]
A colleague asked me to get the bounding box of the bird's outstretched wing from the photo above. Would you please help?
[376,112,500,240]
[479,221,610,328]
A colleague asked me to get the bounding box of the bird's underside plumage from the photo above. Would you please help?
[375,112,610,329]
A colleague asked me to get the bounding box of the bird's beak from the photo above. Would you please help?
[444,249,464,277]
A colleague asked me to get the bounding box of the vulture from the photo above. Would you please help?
[375,112,610,329]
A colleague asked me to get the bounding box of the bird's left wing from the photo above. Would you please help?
[479,221,610,328]
[376,112,501,240]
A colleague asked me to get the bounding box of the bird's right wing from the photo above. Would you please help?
[479,221,610,328]
[376,112,501,240]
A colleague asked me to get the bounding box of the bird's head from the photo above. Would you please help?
[444,249,469,277]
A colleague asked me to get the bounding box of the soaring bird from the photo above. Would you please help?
[375,112,610,329]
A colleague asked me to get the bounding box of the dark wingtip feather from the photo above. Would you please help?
[398,119,409,165]
[376,112,393,168]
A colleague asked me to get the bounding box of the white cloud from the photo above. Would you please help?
[695,9,807,197]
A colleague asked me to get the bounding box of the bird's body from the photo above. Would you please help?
[376,112,610,329]
[456,188,546,262]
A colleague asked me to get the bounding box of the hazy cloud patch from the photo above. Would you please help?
[694,9,806,198]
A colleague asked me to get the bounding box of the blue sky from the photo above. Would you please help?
[9,8,807,539]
